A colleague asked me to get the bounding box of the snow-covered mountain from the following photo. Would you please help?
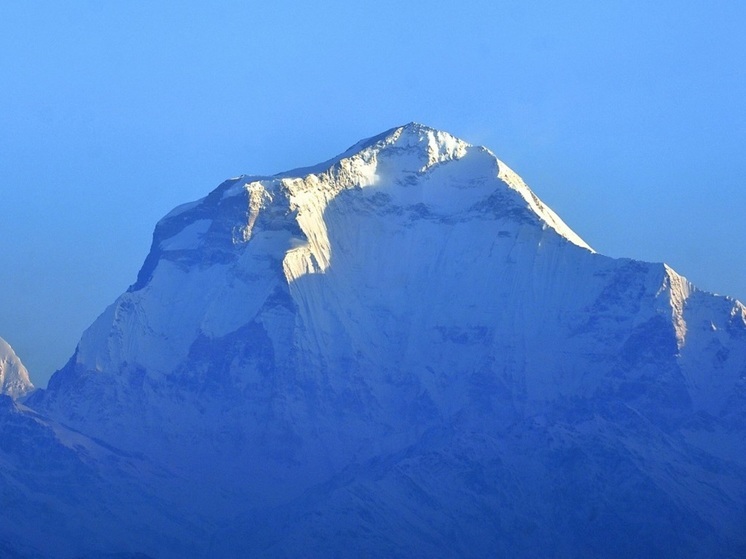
[5,123,746,557]
[0,336,33,398]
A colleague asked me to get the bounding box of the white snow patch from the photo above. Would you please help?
[160,219,212,250]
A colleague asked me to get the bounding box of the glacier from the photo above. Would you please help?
[1,123,745,558]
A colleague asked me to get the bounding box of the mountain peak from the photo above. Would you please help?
[268,122,469,181]
[377,122,470,168]
[0,336,33,398]
[347,123,592,250]
[18,123,746,558]
[371,121,465,149]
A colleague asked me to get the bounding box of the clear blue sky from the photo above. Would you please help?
[2,1,745,387]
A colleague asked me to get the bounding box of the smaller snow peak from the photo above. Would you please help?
[0,337,34,398]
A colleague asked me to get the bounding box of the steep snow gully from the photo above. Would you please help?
[2,123,745,558]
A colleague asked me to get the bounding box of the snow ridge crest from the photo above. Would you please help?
[214,123,592,254]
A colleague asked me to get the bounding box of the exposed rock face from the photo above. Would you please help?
[4,124,746,558]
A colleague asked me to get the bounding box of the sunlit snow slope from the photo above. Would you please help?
[9,123,746,558]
